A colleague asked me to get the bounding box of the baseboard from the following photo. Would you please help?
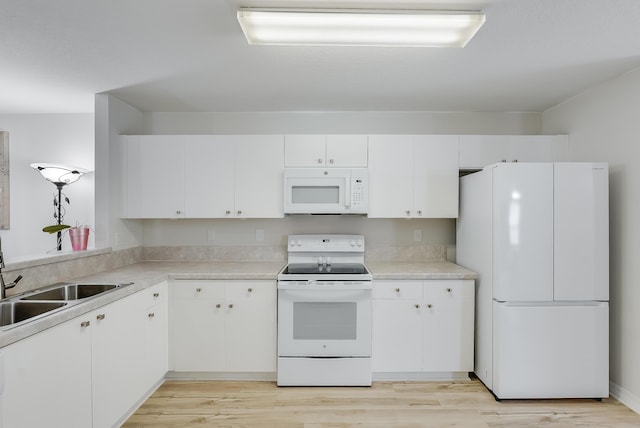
[610,381,640,415]
[373,372,471,382]
[166,371,277,381]
[115,376,165,427]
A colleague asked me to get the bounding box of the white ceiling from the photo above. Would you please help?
[2,0,640,114]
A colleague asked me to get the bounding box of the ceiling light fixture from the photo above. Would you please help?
[237,8,486,47]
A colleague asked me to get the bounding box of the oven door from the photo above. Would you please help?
[278,281,372,357]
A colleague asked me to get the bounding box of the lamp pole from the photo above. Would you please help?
[55,182,64,251]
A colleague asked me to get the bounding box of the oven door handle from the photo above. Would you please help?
[277,282,372,291]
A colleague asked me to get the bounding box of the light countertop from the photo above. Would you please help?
[0,259,475,348]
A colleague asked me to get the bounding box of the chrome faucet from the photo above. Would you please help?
[0,237,23,299]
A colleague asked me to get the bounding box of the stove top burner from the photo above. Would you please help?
[282,263,368,275]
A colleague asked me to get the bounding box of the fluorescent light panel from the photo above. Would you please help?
[237,8,485,47]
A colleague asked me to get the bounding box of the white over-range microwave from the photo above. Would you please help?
[283,168,369,215]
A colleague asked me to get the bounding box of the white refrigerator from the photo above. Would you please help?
[457,162,609,399]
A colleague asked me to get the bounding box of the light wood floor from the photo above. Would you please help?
[123,379,640,427]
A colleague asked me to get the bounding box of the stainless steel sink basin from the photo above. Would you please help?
[0,301,68,328]
[20,284,123,301]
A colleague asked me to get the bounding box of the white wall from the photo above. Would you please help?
[95,94,145,251]
[144,111,542,135]
[0,114,94,261]
[543,68,640,413]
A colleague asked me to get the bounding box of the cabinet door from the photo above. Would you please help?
[2,317,93,428]
[422,281,475,372]
[172,281,226,371]
[372,281,423,372]
[284,135,326,166]
[368,135,414,218]
[509,135,568,162]
[142,282,169,388]
[225,281,277,372]
[184,136,235,217]
[235,135,285,218]
[458,135,510,170]
[326,135,368,167]
[92,291,148,428]
[413,136,459,218]
[123,135,186,218]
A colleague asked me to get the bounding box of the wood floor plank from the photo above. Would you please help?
[122,379,640,427]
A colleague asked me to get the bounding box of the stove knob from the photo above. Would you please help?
[290,240,296,247]
[296,240,303,247]
[357,240,363,247]
[349,239,356,247]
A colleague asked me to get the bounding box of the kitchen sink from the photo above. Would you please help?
[0,301,68,328]
[20,283,124,301]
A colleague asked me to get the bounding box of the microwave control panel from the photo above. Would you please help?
[350,172,368,212]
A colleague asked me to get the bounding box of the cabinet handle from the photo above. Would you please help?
[215,304,221,308]
[228,304,234,309]
[176,210,182,215]
[417,210,422,216]
[395,288,400,293]
[405,210,411,216]
[80,321,90,328]
[513,159,518,163]
[148,312,155,319]
[447,288,452,293]
[225,210,231,215]
[501,159,507,163]
[237,210,242,215]
[248,288,253,293]
[317,158,323,164]
[414,304,420,309]
[329,158,335,164]
[426,304,433,309]
[153,292,160,298]
[96,314,106,321]
[196,288,202,293]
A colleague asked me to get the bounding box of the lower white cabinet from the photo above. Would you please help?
[0,282,168,428]
[171,280,276,374]
[1,313,94,428]
[372,280,475,377]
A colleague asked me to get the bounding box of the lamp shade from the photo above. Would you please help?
[30,163,88,185]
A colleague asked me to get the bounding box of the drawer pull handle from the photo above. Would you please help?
[148,312,155,319]
[215,304,221,308]
[196,288,202,293]
[427,304,433,309]
[248,288,253,293]
[414,304,420,309]
[228,304,234,309]
[96,314,106,321]
[153,292,160,298]
[395,288,400,293]
[447,288,452,293]
[80,321,90,328]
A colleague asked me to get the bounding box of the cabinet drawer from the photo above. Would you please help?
[173,281,225,300]
[423,280,474,299]
[373,281,422,299]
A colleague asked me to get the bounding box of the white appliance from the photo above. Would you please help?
[283,168,368,215]
[277,234,373,386]
[457,162,609,399]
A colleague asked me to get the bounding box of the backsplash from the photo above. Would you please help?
[3,247,142,297]
[3,243,450,298]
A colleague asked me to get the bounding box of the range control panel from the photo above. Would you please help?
[287,234,365,252]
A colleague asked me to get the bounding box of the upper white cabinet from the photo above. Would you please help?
[368,135,459,218]
[285,134,368,167]
[122,135,284,219]
[458,135,569,170]
[123,135,186,219]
